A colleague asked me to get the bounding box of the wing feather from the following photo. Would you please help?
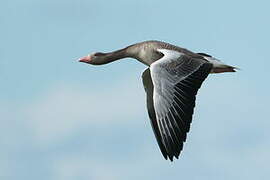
[142,49,213,161]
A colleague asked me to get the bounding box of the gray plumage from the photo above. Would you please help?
[79,40,238,161]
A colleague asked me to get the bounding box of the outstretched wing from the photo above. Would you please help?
[142,49,213,161]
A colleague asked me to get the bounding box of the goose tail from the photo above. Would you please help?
[198,53,239,73]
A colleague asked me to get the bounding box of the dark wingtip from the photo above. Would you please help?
[163,154,168,160]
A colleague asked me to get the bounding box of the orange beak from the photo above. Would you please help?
[78,55,91,63]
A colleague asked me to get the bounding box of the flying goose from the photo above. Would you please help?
[79,40,237,161]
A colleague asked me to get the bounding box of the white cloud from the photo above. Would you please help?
[2,72,270,180]
[51,156,121,180]
[24,78,146,144]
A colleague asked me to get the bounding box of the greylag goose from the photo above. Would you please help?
[79,40,237,161]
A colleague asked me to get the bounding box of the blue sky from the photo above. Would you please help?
[1,0,270,179]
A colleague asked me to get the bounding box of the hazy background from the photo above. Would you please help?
[1,0,270,179]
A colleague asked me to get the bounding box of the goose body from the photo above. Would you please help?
[79,40,237,161]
